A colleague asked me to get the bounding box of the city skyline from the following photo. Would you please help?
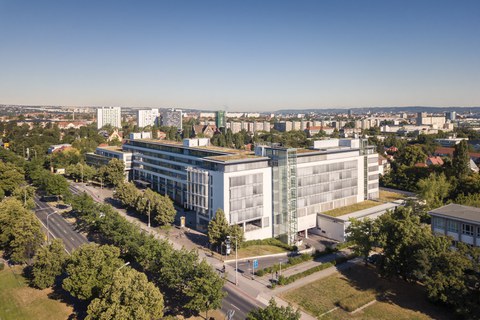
[0,1,479,111]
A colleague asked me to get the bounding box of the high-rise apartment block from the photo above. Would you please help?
[97,107,121,129]
[137,108,160,128]
[161,109,183,130]
[121,137,379,244]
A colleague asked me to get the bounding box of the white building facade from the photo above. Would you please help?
[97,107,121,129]
[137,109,159,128]
[121,138,379,243]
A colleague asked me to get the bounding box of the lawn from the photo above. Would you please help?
[281,265,453,320]
[236,245,289,259]
[0,264,73,320]
[378,190,405,203]
[322,200,380,217]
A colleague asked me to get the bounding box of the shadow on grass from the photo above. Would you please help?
[337,264,457,320]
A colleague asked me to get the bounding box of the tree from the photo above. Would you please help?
[246,298,301,320]
[346,218,378,265]
[32,239,68,289]
[152,192,176,226]
[114,182,140,208]
[0,161,24,196]
[183,259,225,319]
[98,159,125,186]
[86,267,164,320]
[63,244,124,300]
[44,174,71,199]
[207,209,230,249]
[12,184,37,209]
[396,145,427,167]
[453,140,470,177]
[417,173,451,209]
[0,198,43,264]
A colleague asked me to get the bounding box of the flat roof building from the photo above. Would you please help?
[118,137,379,244]
[429,203,480,247]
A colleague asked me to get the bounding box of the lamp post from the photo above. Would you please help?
[147,199,151,228]
[226,236,238,285]
[46,211,56,244]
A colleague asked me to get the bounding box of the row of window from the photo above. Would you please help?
[433,217,480,236]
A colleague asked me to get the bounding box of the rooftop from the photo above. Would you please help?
[129,138,249,155]
[429,203,480,223]
[97,145,125,152]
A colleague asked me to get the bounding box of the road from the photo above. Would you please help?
[227,255,290,275]
[34,194,88,254]
[222,282,263,320]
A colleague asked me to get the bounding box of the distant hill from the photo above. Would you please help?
[276,106,480,114]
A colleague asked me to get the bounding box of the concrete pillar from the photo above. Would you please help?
[305,229,309,239]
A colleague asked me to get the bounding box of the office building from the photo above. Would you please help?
[120,137,379,243]
[161,109,183,130]
[86,146,132,181]
[429,204,480,247]
[137,109,159,128]
[216,111,226,129]
[97,107,121,129]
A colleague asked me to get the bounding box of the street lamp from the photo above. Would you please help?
[46,211,56,244]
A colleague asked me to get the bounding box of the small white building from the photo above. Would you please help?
[429,204,480,247]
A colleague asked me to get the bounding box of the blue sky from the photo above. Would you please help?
[0,1,479,111]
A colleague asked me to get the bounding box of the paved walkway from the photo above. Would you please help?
[74,182,358,320]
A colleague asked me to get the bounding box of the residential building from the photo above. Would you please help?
[426,156,444,166]
[416,112,446,127]
[120,137,378,244]
[429,204,480,247]
[137,109,159,128]
[161,109,183,130]
[97,107,121,129]
[193,125,216,138]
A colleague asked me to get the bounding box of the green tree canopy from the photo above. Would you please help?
[86,267,164,320]
[0,198,43,264]
[98,158,125,187]
[207,209,230,248]
[417,173,451,210]
[32,239,68,289]
[453,139,470,177]
[346,218,378,265]
[62,244,125,301]
[246,298,301,320]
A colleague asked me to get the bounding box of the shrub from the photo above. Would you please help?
[256,269,265,277]
[0,262,4,271]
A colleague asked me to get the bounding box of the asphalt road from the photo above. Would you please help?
[222,282,263,320]
[34,195,88,254]
[227,255,290,275]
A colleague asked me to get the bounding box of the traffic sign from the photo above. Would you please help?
[253,259,258,269]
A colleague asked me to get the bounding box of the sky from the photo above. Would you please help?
[0,1,479,111]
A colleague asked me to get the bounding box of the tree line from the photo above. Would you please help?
[347,206,480,319]
[114,182,176,226]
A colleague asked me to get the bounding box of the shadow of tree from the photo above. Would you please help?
[337,264,457,319]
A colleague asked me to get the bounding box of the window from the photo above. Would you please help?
[462,224,474,236]
[447,220,458,233]
[477,226,480,237]
[433,217,445,229]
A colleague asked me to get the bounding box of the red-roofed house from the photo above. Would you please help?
[426,156,444,166]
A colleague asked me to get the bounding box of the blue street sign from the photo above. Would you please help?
[253,259,258,269]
